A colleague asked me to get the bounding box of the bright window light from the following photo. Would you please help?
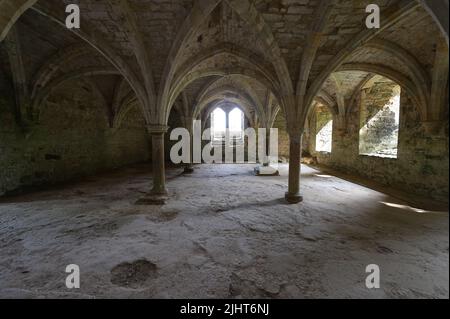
[359,84,401,158]
[316,120,333,153]
[211,108,226,142]
[229,108,244,138]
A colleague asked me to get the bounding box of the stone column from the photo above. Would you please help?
[285,134,303,204]
[151,128,168,195]
[255,124,279,176]
[136,125,169,205]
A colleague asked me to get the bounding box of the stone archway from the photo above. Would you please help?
[0,0,38,41]
[418,0,449,45]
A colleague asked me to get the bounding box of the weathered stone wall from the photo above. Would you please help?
[273,110,290,160]
[0,78,150,196]
[359,82,400,157]
[307,91,449,202]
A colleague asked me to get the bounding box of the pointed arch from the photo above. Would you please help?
[363,38,430,109]
[0,0,38,41]
[195,81,265,121]
[166,44,282,123]
[157,0,222,122]
[30,3,150,122]
[193,88,260,125]
[31,44,93,100]
[106,0,156,114]
[338,63,425,119]
[418,0,449,45]
[32,67,120,113]
[226,0,294,97]
[303,1,421,125]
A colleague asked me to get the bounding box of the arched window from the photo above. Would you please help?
[359,78,401,158]
[211,108,226,143]
[210,106,245,145]
[315,105,333,153]
[229,107,244,141]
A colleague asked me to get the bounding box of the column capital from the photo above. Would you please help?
[146,125,169,135]
[287,128,304,143]
[286,121,304,138]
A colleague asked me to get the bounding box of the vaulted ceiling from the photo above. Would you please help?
[0,0,447,133]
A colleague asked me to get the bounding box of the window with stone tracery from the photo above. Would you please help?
[211,107,244,145]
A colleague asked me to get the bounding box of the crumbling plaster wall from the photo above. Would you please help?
[307,90,449,202]
[0,78,150,196]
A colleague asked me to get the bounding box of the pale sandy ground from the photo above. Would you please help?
[0,164,448,299]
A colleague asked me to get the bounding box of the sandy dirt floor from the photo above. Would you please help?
[0,164,448,299]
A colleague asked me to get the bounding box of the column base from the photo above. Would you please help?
[254,165,280,176]
[183,165,194,174]
[285,192,303,204]
[135,190,169,206]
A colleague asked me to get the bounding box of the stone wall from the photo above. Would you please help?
[0,78,150,196]
[273,110,290,160]
[307,90,449,202]
[273,109,312,161]
[359,82,401,157]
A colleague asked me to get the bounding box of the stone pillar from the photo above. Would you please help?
[136,125,169,205]
[255,124,279,176]
[151,129,168,195]
[285,134,303,204]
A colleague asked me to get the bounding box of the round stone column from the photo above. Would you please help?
[136,125,169,205]
[285,134,304,204]
[150,126,168,195]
